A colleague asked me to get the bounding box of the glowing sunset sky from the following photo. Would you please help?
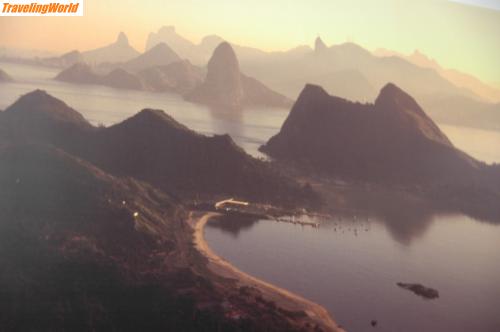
[1,0,499,82]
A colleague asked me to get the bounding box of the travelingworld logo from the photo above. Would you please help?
[1,0,83,16]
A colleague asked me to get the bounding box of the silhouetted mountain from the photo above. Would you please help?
[146,26,196,56]
[240,74,293,108]
[262,83,500,219]
[187,42,243,109]
[83,32,140,64]
[375,48,500,103]
[41,49,85,68]
[55,61,203,94]
[314,37,327,53]
[0,68,14,82]
[123,42,181,72]
[145,26,310,67]
[55,63,145,91]
[137,60,204,94]
[262,83,481,184]
[90,109,313,204]
[145,27,226,65]
[0,91,326,330]
[1,90,315,207]
[101,68,145,90]
[187,42,292,109]
[2,90,89,126]
[371,48,500,130]
[0,89,92,143]
[247,41,473,102]
[55,62,100,84]
[101,28,500,131]
[223,38,500,131]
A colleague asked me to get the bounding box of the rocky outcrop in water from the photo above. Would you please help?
[186,42,292,109]
[41,50,85,68]
[261,83,478,184]
[55,63,145,90]
[56,60,203,95]
[397,283,439,299]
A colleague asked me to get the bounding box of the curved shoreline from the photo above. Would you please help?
[191,211,344,332]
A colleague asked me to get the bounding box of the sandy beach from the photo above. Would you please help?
[190,211,345,332]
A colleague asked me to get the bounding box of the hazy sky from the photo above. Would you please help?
[1,0,499,83]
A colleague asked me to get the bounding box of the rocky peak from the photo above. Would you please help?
[375,83,452,145]
[186,42,292,109]
[297,84,330,101]
[145,42,181,63]
[375,82,420,109]
[207,42,240,75]
[187,42,243,109]
[314,36,327,53]
[115,32,129,46]
[149,42,173,53]
[131,108,186,127]
[261,83,461,183]
[288,84,342,118]
[110,108,192,136]
[4,89,90,126]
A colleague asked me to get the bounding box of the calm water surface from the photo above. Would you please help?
[205,215,500,332]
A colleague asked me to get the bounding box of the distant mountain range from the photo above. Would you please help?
[145,27,500,131]
[54,41,291,109]
[144,26,305,67]
[20,32,140,68]
[3,27,500,130]
[374,48,500,103]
